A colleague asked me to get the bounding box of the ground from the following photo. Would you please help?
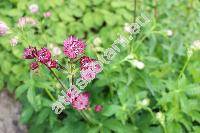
[0,90,27,133]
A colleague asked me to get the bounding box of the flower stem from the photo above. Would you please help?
[133,0,137,22]
[44,88,56,101]
[178,57,190,79]
[154,0,158,18]
[69,63,73,86]
[81,111,99,125]
[49,68,67,90]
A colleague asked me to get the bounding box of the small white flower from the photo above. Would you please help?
[187,40,200,57]
[156,112,165,125]
[165,29,173,37]
[93,37,102,46]
[141,98,150,106]
[191,40,200,50]
[29,4,39,13]
[10,36,18,46]
[133,59,145,70]
[124,23,132,33]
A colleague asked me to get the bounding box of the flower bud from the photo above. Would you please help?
[94,105,103,112]
[30,62,39,70]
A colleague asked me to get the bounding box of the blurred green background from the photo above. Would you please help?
[0,0,200,133]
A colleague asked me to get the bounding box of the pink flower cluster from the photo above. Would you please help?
[65,85,90,110]
[24,47,57,70]
[18,17,37,27]
[80,56,101,81]
[24,36,102,112]
[63,36,86,59]
[0,21,9,36]
[63,36,102,81]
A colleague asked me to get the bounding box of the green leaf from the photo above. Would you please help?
[27,87,36,109]
[102,105,120,117]
[103,118,123,132]
[36,108,50,125]
[15,84,28,98]
[83,12,94,28]
[20,107,34,123]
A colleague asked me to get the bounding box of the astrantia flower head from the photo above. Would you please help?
[0,21,9,36]
[18,17,37,27]
[63,36,86,59]
[46,60,57,68]
[81,69,96,81]
[43,11,51,18]
[23,47,37,59]
[72,92,90,110]
[80,56,102,80]
[80,56,94,70]
[37,48,51,63]
[65,85,80,103]
[29,4,39,13]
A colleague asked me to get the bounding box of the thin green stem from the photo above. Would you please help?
[161,124,167,133]
[178,57,190,79]
[133,0,137,22]
[154,0,158,18]
[79,111,89,122]
[44,88,56,101]
[49,68,67,90]
[69,63,73,86]
[82,111,99,124]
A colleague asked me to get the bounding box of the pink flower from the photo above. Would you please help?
[37,48,51,63]
[29,4,39,13]
[65,85,80,103]
[72,92,90,110]
[80,56,102,80]
[43,11,51,18]
[94,105,103,112]
[63,36,86,59]
[30,62,39,70]
[46,60,57,68]
[23,47,37,59]
[10,36,18,46]
[0,21,9,36]
[18,17,37,27]
[80,56,102,72]
[81,69,96,81]
[80,56,94,70]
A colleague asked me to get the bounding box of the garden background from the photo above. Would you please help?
[0,0,200,133]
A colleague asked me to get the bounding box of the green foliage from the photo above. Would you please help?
[0,0,200,133]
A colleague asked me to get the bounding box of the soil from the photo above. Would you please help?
[0,90,27,133]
